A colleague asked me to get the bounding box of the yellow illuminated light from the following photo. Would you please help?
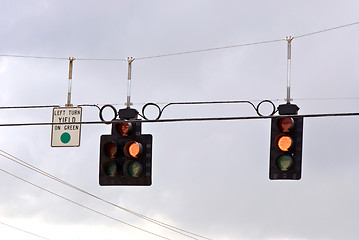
[129,142,141,158]
[277,135,292,151]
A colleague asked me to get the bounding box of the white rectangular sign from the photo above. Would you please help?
[51,107,82,147]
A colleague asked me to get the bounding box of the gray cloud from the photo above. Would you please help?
[1,1,359,239]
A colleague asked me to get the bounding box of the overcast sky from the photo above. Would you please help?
[1,1,359,240]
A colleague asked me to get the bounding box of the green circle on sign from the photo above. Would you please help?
[61,132,71,144]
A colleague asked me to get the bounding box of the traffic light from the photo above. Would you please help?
[269,116,303,180]
[99,120,152,186]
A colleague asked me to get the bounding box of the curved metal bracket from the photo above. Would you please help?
[99,104,118,124]
[141,100,277,120]
[99,105,139,123]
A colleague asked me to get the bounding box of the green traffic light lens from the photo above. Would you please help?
[105,161,117,177]
[128,161,143,177]
[277,155,293,171]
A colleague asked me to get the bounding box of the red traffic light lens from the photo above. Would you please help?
[128,161,143,177]
[278,117,294,132]
[277,155,293,171]
[117,122,132,136]
[104,142,117,158]
[277,135,293,151]
[124,141,143,158]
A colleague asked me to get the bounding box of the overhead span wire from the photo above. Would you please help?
[0,112,359,128]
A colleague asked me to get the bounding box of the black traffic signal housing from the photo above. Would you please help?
[269,116,303,180]
[99,120,152,186]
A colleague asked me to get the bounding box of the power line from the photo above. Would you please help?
[0,151,210,240]
[75,57,127,61]
[0,150,213,240]
[0,54,68,60]
[0,55,127,61]
[135,39,284,60]
[0,166,173,240]
[295,21,359,39]
[1,20,359,61]
[1,96,359,111]
[0,105,61,110]
[0,112,358,128]
[0,39,283,61]
[0,220,51,240]
[128,97,359,107]
[0,104,100,110]
[138,21,359,60]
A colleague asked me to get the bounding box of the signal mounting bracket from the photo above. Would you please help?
[118,108,139,120]
[278,103,299,115]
